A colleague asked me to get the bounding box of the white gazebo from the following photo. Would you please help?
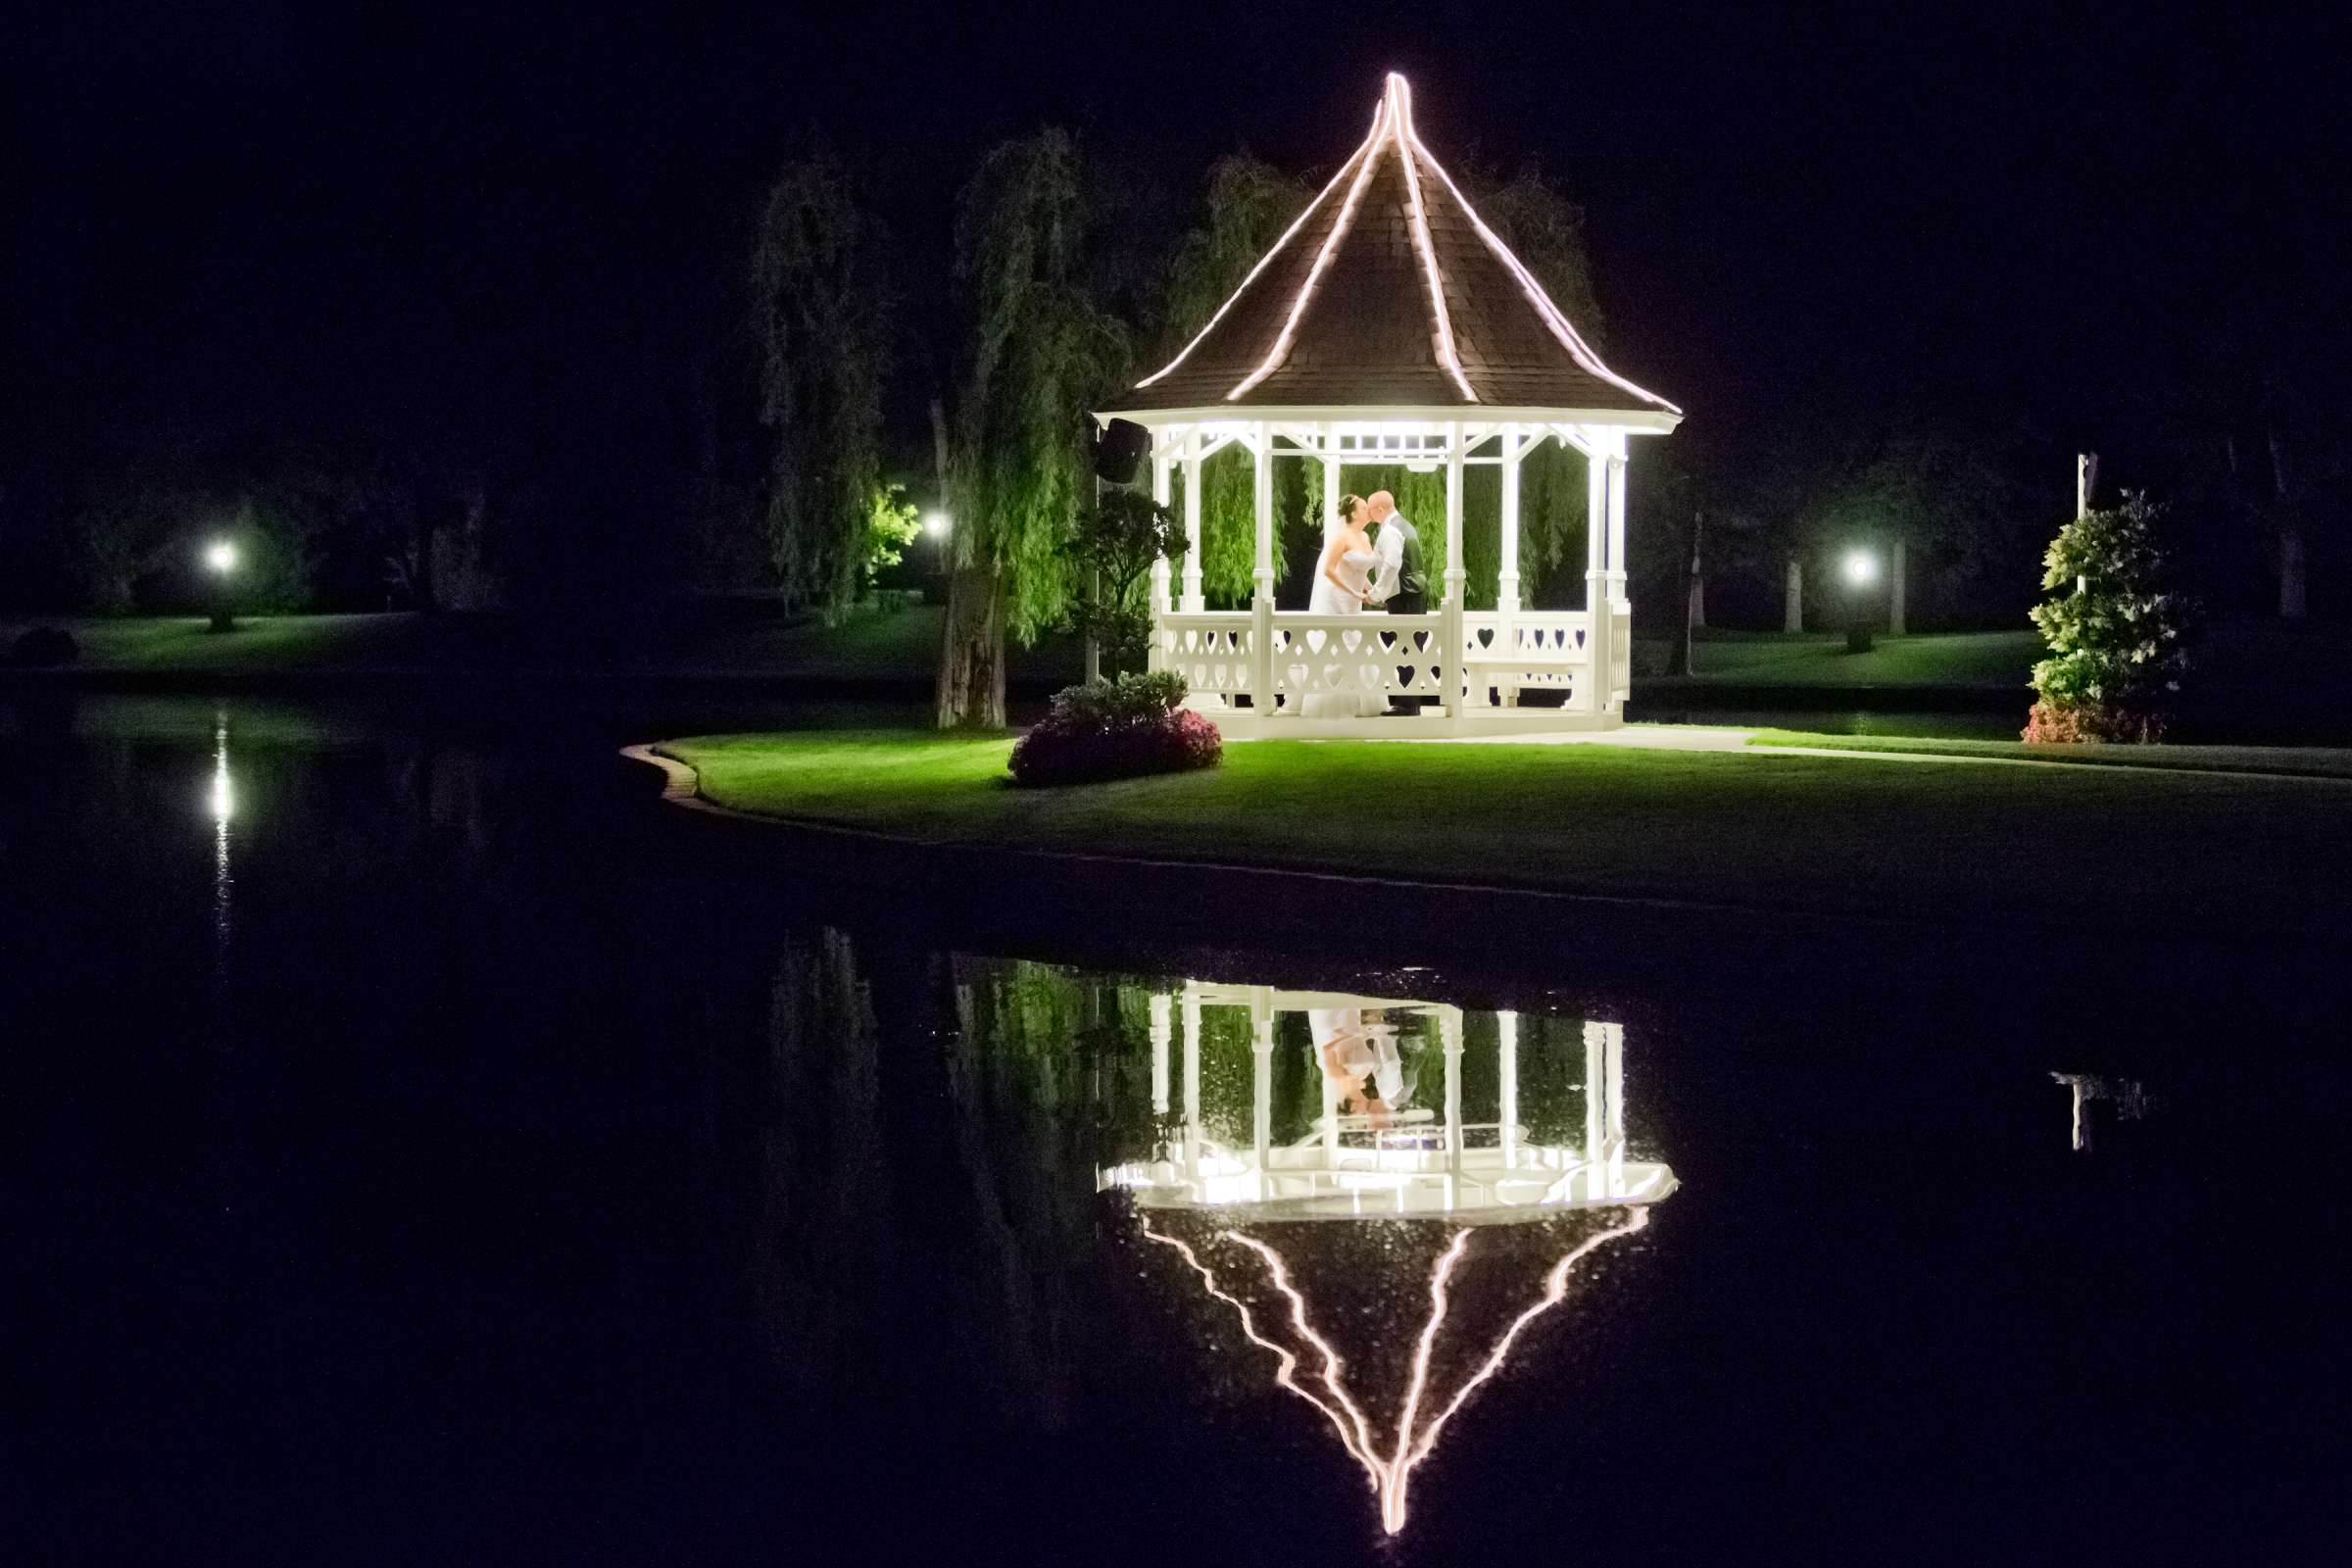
[1098,73,1681,736]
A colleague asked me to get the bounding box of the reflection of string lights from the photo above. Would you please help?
[1399,1209,1649,1480]
[1148,1210,1651,1536]
[1139,1223,1374,1477]
[1383,1226,1473,1532]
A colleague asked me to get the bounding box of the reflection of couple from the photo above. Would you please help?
[1303,490,1430,718]
[1309,1006,1417,1121]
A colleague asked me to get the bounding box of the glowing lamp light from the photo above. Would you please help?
[1843,550,1878,586]
[205,540,238,575]
[922,512,950,538]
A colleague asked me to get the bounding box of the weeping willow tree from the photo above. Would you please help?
[1158,154,1313,603]
[937,130,1131,728]
[1459,164,1600,609]
[753,150,896,616]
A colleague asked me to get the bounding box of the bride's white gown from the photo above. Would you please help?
[1300,543,1386,718]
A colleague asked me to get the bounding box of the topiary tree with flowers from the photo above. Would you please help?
[2025,492,2194,743]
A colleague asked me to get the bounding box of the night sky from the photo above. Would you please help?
[12,1,2349,549]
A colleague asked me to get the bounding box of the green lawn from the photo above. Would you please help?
[654,731,2352,939]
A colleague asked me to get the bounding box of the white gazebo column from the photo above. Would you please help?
[1497,424,1523,615]
[1321,436,1339,534]
[1443,419,1466,721]
[1583,431,1610,715]
[1181,428,1204,612]
[1496,425,1524,710]
[1250,421,1275,712]
[1605,435,1630,713]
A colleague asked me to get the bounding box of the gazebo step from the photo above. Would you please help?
[1209,710,1619,740]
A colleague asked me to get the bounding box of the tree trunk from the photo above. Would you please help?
[936,563,1006,729]
[1688,508,1706,630]
[929,390,1006,728]
[1784,557,1804,633]
[929,396,952,499]
[1888,537,1908,636]
[2270,429,2306,619]
[2279,526,2308,618]
[1669,509,1699,676]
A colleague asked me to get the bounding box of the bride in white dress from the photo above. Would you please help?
[1299,494,1386,718]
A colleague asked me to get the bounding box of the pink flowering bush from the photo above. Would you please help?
[1008,672,1222,787]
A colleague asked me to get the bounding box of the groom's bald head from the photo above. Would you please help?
[1366,491,1396,521]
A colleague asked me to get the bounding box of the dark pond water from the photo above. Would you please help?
[3,693,2346,1565]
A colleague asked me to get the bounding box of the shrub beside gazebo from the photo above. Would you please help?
[1095,74,1681,736]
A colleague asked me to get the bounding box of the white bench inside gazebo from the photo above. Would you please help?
[1099,74,1681,737]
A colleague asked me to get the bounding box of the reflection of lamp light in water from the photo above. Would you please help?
[210,714,233,983]
[1143,1209,1650,1536]
[210,737,234,825]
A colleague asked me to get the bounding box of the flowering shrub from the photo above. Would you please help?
[1008,671,1222,787]
[2026,493,2193,744]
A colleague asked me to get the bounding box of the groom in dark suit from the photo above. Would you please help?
[1364,490,1431,713]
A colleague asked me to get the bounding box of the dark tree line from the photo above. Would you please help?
[6,113,2341,695]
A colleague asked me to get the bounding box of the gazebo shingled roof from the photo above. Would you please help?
[1106,74,1678,419]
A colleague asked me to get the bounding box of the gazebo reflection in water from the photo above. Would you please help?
[1100,982,1675,1535]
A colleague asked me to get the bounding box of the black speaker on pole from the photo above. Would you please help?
[1095,418,1150,485]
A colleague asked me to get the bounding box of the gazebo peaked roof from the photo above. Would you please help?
[1105,73,1679,421]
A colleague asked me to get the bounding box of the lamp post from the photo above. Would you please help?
[204,540,239,633]
[1840,548,1878,654]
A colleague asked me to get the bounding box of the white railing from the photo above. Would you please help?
[1152,605,1617,713]
[1269,612,1446,711]
[1460,609,1593,708]
[1153,612,1255,701]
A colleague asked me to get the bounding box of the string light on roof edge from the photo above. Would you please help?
[1142,73,1672,415]
[1389,74,1478,404]
[1135,102,1388,391]
[1227,99,1395,401]
[1401,99,1682,415]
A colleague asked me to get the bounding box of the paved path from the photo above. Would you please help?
[1361,723,2352,783]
